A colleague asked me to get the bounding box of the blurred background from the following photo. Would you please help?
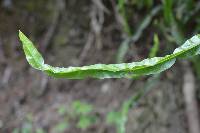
[0,0,200,133]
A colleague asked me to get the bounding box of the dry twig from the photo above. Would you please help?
[79,1,105,63]
[79,32,95,62]
[91,0,105,50]
[40,0,65,52]
[1,66,12,87]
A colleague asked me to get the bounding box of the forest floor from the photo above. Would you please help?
[0,0,197,133]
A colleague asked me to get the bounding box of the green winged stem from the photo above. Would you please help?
[19,30,44,70]
[19,31,200,79]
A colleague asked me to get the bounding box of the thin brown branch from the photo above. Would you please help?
[2,65,12,86]
[79,32,94,63]
[40,0,64,52]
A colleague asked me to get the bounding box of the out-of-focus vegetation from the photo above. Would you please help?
[18,0,200,132]
[0,0,200,133]
[116,0,200,76]
[12,101,97,133]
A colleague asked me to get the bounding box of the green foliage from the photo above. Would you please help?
[162,0,174,25]
[12,101,95,133]
[19,31,44,70]
[116,39,129,63]
[117,0,132,35]
[57,105,67,115]
[12,128,20,133]
[20,114,33,133]
[56,101,96,130]
[20,127,42,133]
[107,111,124,133]
[176,0,196,23]
[19,31,200,79]
[53,121,69,132]
[71,101,96,129]
[21,123,32,133]
[77,115,96,130]
[131,0,153,9]
[106,74,160,133]
[192,56,200,78]
[116,6,161,63]
[72,101,93,115]
[17,0,200,132]
[36,128,46,133]
[12,113,46,133]
[149,34,159,58]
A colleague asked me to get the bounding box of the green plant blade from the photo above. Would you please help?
[19,30,44,70]
[19,31,200,79]
[149,33,159,58]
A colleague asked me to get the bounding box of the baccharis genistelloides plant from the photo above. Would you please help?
[19,30,200,79]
